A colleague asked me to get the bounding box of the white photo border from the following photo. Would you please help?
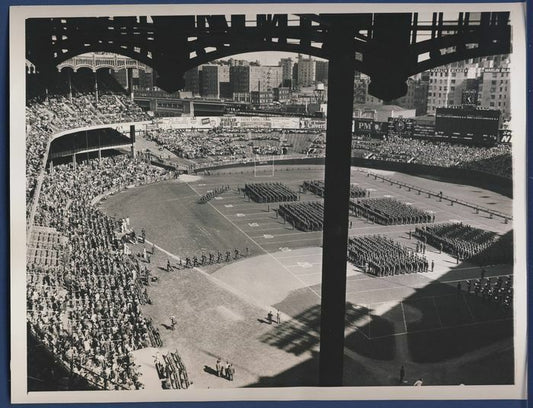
[10,2,528,403]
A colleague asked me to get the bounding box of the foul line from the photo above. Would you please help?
[186,182,322,299]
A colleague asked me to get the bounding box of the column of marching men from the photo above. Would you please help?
[302,180,368,199]
[350,197,434,225]
[243,182,298,203]
[277,201,324,232]
[348,235,429,276]
[414,223,498,262]
[197,185,230,204]
[27,154,190,390]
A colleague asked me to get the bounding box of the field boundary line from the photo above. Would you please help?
[186,182,322,299]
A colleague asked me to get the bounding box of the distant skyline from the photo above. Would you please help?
[219,51,326,66]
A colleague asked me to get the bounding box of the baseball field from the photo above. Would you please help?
[99,164,514,389]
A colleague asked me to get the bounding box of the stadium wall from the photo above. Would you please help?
[194,157,512,198]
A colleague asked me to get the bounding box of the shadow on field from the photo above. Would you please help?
[258,302,386,358]
[342,236,514,384]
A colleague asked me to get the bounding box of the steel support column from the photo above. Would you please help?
[319,22,356,386]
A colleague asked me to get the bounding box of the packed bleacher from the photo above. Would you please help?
[27,154,183,390]
[146,127,319,165]
[26,71,150,220]
[352,135,512,179]
[244,182,298,203]
[155,351,191,389]
[350,197,434,225]
[278,201,324,231]
[348,235,429,276]
[414,223,498,262]
[197,185,230,204]
[302,180,368,199]
[462,275,513,308]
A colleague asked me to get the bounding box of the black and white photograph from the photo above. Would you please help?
[9,3,527,403]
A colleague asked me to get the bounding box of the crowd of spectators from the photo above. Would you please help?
[350,197,434,225]
[146,128,319,164]
[415,223,498,262]
[244,182,298,203]
[352,136,512,179]
[348,235,429,276]
[28,154,177,390]
[25,72,150,220]
[278,201,324,232]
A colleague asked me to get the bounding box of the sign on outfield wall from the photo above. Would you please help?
[157,116,324,130]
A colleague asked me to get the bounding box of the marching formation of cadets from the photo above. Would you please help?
[277,201,324,232]
[348,235,429,277]
[166,247,250,271]
[302,180,368,198]
[27,155,182,390]
[155,351,191,389]
[350,197,434,225]
[244,182,298,203]
[415,223,497,262]
[197,185,230,204]
[460,274,513,308]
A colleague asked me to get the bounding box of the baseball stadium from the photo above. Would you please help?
[23,11,516,393]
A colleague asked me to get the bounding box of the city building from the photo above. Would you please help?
[391,77,429,115]
[251,90,274,106]
[273,87,291,102]
[297,54,316,87]
[478,66,511,120]
[230,65,282,96]
[183,66,201,95]
[199,64,230,99]
[315,60,329,84]
[280,57,294,88]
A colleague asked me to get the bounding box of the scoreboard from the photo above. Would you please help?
[353,118,387,138]
[435,107,500,146]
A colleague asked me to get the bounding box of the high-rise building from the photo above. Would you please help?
[280,58,294,83]
[478,66,511,120]
[391,77,429,115]
[229,65,282,97]
[199,64,230,98]
[315,60,329,84]
[183,66,201,95]
[426,66,481,115]
[297,55,316,87]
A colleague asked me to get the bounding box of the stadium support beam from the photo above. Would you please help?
[319,20,356,386]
